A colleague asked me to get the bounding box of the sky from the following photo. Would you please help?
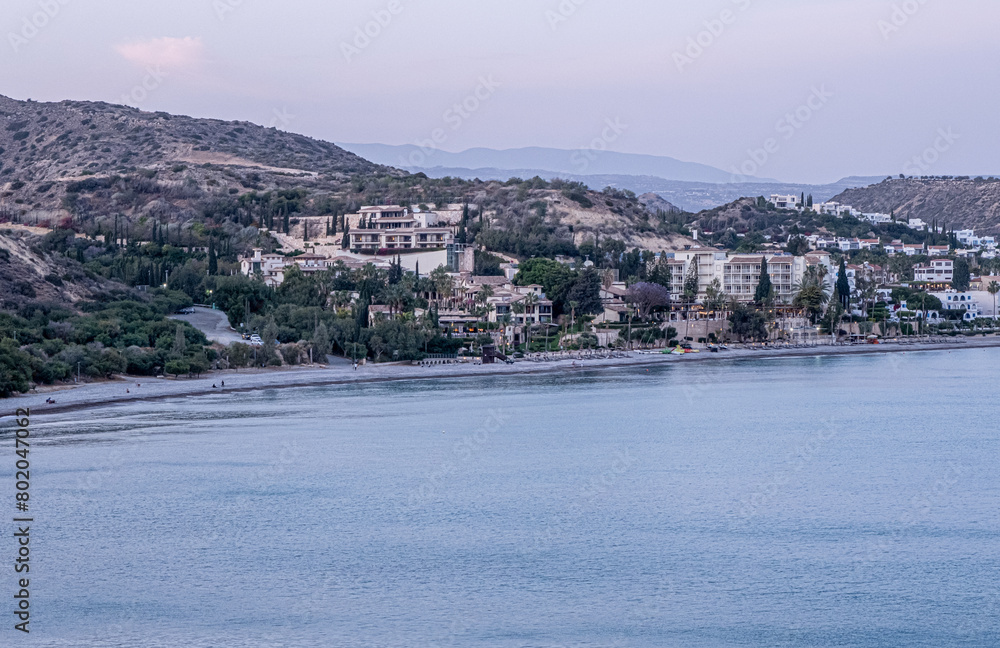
[2,0,998,184]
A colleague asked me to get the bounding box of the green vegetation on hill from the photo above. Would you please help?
[0,290,208,396]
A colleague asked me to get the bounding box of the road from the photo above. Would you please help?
[169,307,243,345]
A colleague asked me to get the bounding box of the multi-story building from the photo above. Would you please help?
[348,206,454,252]
[931,291,990,319]
[722,254,803,304]
[770,194,800,210]
[914,259,954,284]
[663,247,730,300]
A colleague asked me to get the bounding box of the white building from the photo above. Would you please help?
[931,291,992,319]
[862,212,892,224]
[770,194,801,210]
[348,206,454,252]
[914,259,953,284]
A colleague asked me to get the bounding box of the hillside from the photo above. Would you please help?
[340,143,739,183]
[833,177,1000,234]
[0,226,127,310]
[0,95,708,263]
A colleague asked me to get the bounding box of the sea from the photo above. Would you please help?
[3,347,999,647]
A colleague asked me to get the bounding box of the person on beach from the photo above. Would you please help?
[221,380,225,387]
[354,362,358,371]
[126,389,130,394]
[212,384,217,389]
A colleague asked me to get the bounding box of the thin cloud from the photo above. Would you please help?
[116,36,205,70]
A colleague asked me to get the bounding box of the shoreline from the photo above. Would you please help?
[4,336,999,418]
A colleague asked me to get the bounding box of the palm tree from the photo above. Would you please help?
[511,301,526,349]
[793,265,831,324]
[384,283,410,319]
[522,292,539,350]
[430,266,454,309]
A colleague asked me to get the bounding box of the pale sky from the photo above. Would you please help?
[3,0,998,183]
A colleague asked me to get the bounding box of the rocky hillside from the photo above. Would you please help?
[0,95,699,261]
[833,177,1000,234]
[0,94,378,182]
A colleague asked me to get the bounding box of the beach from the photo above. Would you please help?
[4,336,998,418]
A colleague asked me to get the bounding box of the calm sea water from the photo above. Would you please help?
[3,348,1000,647]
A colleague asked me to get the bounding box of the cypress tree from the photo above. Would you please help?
[836,258,851,308]
[208,238,218,275]
[755,256,773,305]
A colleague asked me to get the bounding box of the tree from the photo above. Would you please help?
[430,265,454,308]
[172,323,187,356]
[312,322,331,362]
[0,339,33,397]
[836,259,851,309]
[341,224,350,249]
[165,359,190,378]
[953,258,971,291]
[703,278,727,312]
[261,318,280,366]
[988,281,1000,321]
[755,257,773,305]
[566,267,602,315]
[207,237,218,275]
[648,255,672,289]
[227,342,251,369]
[683,257,699,302]
[728,302,767,342]
[625,282,671,320]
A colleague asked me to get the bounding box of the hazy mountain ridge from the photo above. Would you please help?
[833,177,1000,234]
[355,156,887,212]
[340,143,741,184]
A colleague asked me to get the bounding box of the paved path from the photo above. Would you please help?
[169,307,243,345]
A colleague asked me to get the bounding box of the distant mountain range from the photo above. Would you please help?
[340,143,889,212]
[340,144,745,184]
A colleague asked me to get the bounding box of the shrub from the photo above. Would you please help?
[165,359,189,377]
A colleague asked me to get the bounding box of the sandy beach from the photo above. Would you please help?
[4,336,998,418]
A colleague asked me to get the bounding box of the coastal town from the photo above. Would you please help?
[226,198,1000,360]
